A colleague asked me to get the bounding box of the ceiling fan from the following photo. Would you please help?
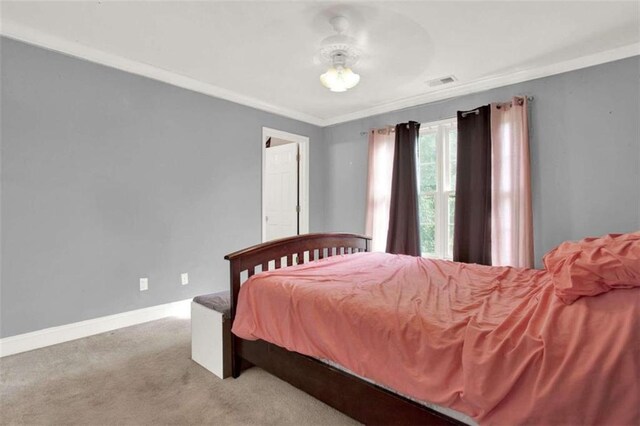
[318,15,361,92]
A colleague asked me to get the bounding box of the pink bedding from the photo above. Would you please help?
[544,232,640,304]
[232,252,640,425]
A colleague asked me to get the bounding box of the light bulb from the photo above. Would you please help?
[320,66,360,92]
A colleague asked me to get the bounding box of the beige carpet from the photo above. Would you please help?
[0,317,359,425]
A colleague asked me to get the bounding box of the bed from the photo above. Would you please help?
[224,232,640,425]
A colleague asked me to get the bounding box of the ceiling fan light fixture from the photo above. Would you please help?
[318,16,361,93]
[320,65,360,92]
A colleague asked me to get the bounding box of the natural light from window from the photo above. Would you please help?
[418,118,457,259]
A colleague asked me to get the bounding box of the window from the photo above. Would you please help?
[417,118,457,259]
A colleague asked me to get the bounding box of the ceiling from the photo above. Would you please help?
[2,1,639,126]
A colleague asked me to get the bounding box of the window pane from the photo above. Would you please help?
[419,194,437,255]
[419,133,437,193]
[448,194,456,258]
[448,130,457,190]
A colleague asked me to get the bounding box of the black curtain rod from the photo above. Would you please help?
[360,96,534,135]
[460,96,534,118]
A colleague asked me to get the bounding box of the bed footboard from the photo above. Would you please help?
[224,233,370,376]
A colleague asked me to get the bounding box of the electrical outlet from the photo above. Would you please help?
[181,273,189,286]
[139,277,148,291]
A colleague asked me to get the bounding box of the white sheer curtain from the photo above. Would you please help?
[365,128,395,252]
[490,97,534,268]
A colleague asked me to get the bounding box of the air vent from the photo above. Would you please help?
[426,75,457,87]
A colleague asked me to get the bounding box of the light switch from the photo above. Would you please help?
[140,277,148,291]
[181,273,189,285]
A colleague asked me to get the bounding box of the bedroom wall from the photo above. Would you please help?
[322,56,640,267]
[0,37,325,338]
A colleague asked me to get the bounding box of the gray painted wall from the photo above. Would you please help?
[0,38,325,337]
[322,56,640,266]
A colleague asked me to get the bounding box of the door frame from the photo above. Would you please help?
[262,127,309,243]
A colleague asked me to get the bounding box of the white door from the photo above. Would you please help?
[264,143,299,241]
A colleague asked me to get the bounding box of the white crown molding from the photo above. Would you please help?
[0,21,326,127]
[1,20,638,128]
[323,43,640,126]
[0,299,191,357]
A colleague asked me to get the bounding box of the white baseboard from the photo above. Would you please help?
[0,299,191,358]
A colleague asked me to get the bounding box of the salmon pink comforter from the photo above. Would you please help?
[232,252,640,425]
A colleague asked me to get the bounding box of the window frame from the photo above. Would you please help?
[417,117,457,259]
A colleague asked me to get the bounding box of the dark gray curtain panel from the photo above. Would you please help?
[453,106,492,265]
[386,121,421,256]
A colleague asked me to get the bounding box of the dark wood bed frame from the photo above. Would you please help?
[225,233,465,426]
